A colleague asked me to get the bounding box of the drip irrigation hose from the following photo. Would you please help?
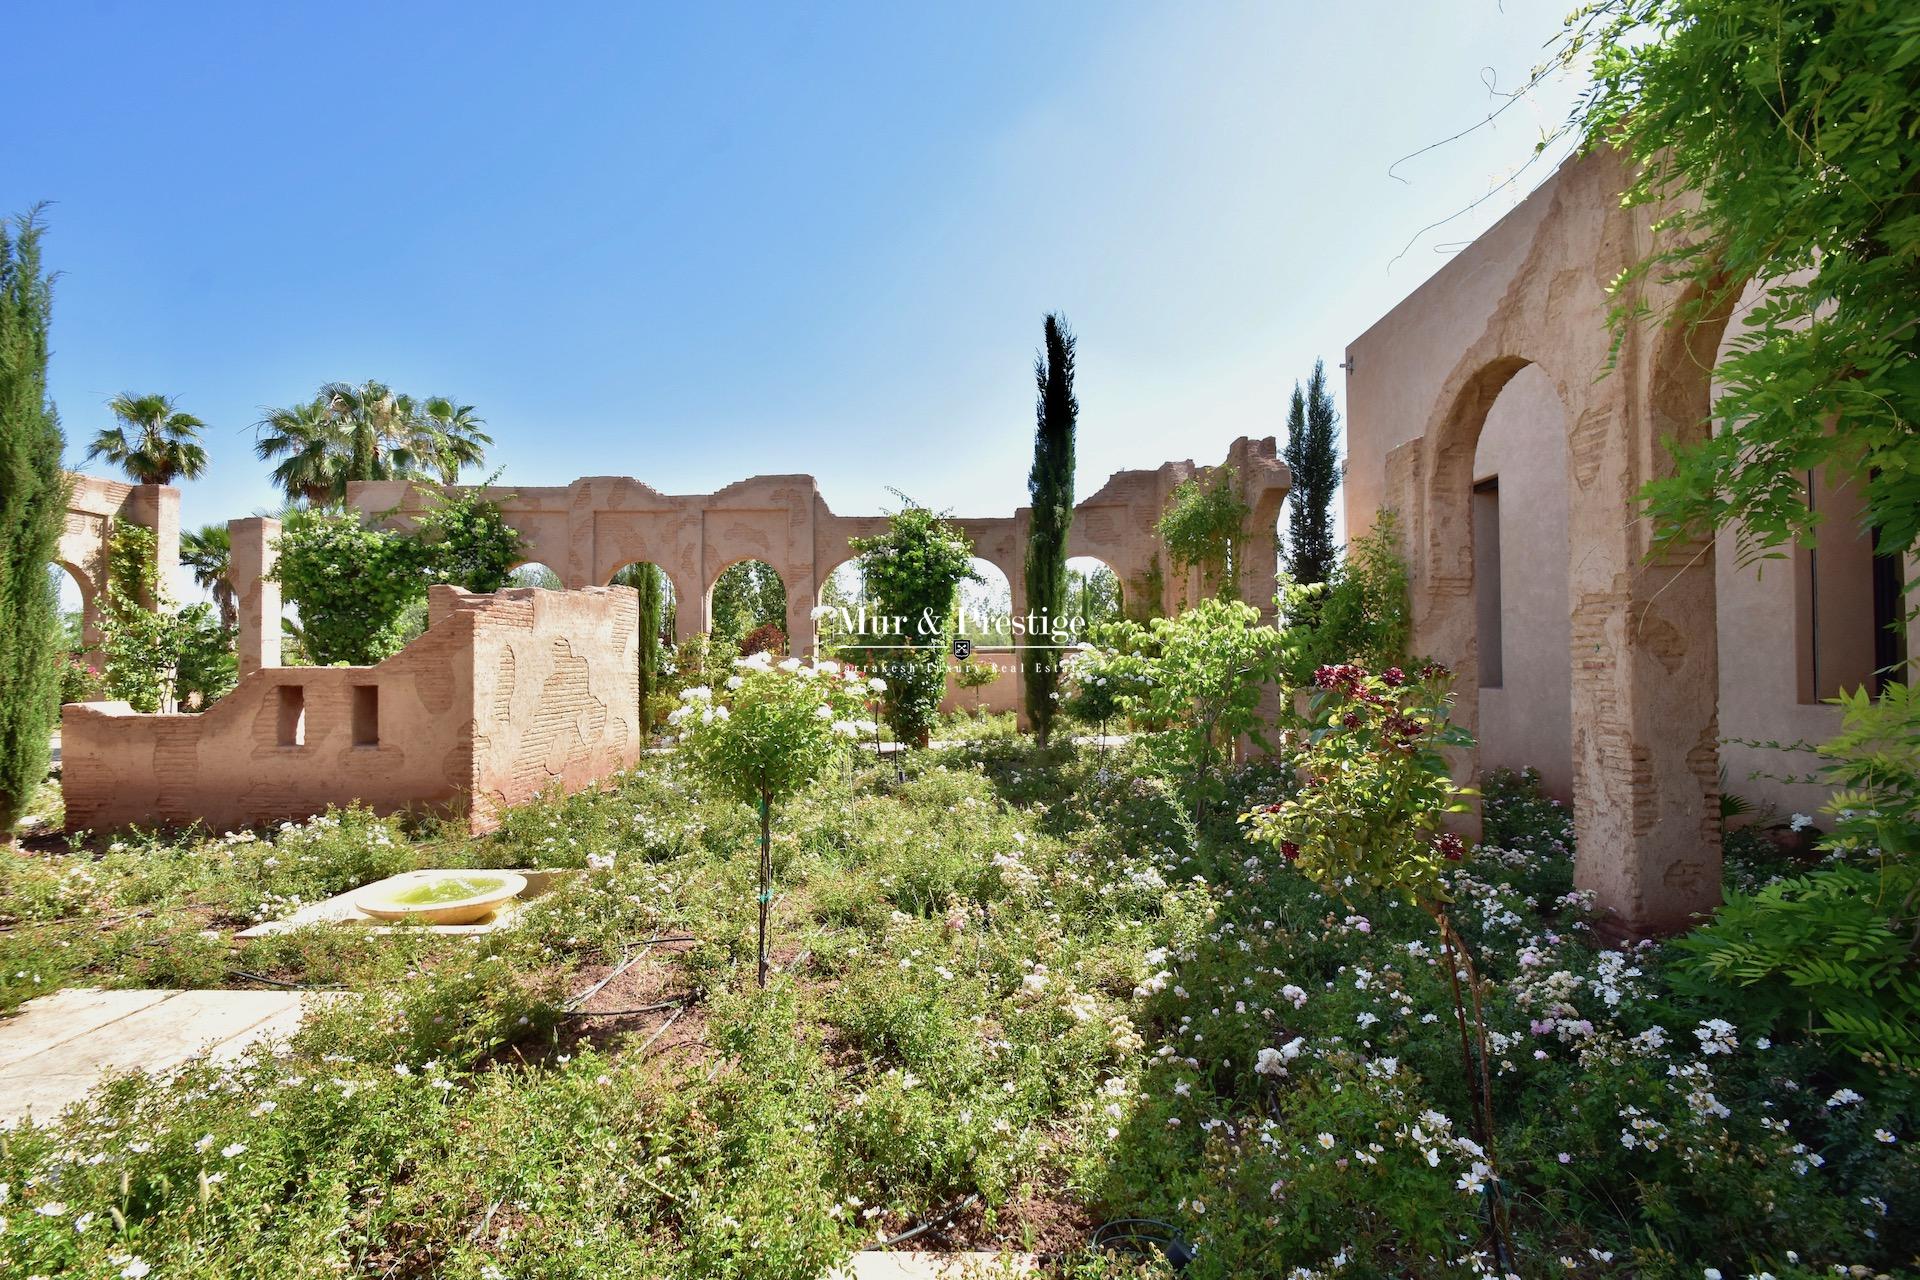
[1089,1219,1198,1270]
[862,1193,980,1251]
[570,994,698,1018]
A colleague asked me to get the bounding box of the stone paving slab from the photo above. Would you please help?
[0,988,326,1129]
[235,867,576,938]
[830,1253,1039,1279]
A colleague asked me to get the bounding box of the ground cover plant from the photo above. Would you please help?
[2,710,1914,1278]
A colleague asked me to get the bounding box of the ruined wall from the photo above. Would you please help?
[57,474,180,665]
[459,586,642,829]
[63,585,639,835]
[344,436,1292,668]
[1344,146,1729,935]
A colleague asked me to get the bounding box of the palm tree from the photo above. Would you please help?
[254,398,348,504]
[86,393,210,486]
[253,381,491,503]
[180,524,235,629]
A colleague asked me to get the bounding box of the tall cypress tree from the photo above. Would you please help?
[1282,358,1342,586]
[1023,313,1077,747]
[0,209,69,835]
[636,562,664,735]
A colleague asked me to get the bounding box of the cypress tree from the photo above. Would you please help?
[1282,358,1342,586]
[0,209,69,835]
[1023,313,1076,747]
[637,562,663,735]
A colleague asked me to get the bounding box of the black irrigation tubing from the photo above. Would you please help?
[229,969,342,991]
[634,1004,687,1056]
[863,1193,981,1251]
[565,931,701,1012]
[569,994,698,1018]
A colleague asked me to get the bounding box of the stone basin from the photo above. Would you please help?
[353,870,528,925]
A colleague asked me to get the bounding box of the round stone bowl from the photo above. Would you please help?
[353,870,529,925]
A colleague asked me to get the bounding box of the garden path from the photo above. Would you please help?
[0,987,328,1128]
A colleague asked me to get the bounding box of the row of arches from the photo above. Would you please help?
[503,553,1131,655]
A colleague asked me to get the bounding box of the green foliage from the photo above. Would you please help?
[95,521,236,713]
[1156,465,1251,601]
[0,208,66,832]
[849,504,979,747]
[271,509,427,666]
[1281,359,1342,586]
[254,381,491,503]
[1025,313,1078,746]
[614,560,670,734]
[1279,508,1412,685]
[408,484,525,593]
[678,655,864,809]
[1243,661,1474,907]
[85,391,208,486]
[1081,599,1285,817]
[1563,0,1920,562]
[1673,681,1920,1080]
[179,521,234,627]
[271,495,526,666]
[1065,563,1122,632]
[1,738,1914,1276]
[710,558,787,650]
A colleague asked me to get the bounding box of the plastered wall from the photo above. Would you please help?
[63,585,639,834]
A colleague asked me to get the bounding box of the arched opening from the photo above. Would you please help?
[507,562,565,590]
[1467,363,1574,798]
[957,557,1013,646]
[610,560,679,738]
[49,564,106,708]
[708,558,787,655]
[1064,556,1125,639]
[814,560,866,655]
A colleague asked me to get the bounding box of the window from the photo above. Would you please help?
[352,685,380,747]
[277,686,305,747]
[1473,477,1503,688]
[1795,468,1903,701]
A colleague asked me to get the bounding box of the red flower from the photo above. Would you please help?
[1280,841,1300,862]
[1434,832,1466,862]
[1381,666,1406,688]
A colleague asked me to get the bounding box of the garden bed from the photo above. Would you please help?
[0,739,1912,1278]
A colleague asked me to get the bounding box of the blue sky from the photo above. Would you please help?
[11,1,1585,560]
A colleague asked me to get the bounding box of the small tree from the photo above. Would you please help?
[1090,598,1285,820]
[1157,467,1251,602]
[1281,360,1341,587]
[1279,509,1412,687]
[677,653,866,985]
[1024,313,1078,747]
[848,504,978,748]
[1239,662,1507,1261]
[271,510,427,665]
[0,209,67,833]
[614,561,669,736]
[410,486,524,593]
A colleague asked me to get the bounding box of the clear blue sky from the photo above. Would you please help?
[11,0,1585,558]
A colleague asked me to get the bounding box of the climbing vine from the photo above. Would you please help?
[96,522,235,712]
[1156,466,1251,601]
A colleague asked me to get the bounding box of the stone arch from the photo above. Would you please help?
[51,559,102,670]
[506,561,567,590]
[706,556,789,653]
[1344,144,1727,934]
[1063,555,1127,634]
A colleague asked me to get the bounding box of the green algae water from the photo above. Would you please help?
[388,875,510,906]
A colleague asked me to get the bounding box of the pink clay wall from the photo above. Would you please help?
[63,585,639,835]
